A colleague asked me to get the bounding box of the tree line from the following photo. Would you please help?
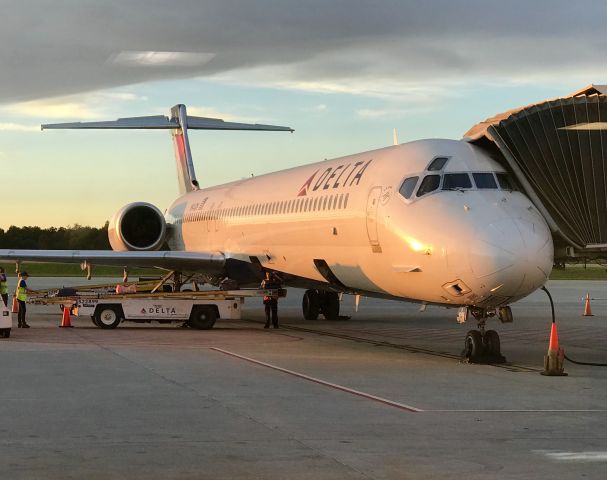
[0,223,111,250]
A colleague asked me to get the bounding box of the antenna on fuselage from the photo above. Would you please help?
[42,105,294,196]
[393,128,399,146]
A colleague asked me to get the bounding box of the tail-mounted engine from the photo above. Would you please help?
[108,202,167,251]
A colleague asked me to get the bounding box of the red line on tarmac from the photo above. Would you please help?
[211,347,423,413]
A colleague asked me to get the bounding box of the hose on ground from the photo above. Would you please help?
[542,286,607,367]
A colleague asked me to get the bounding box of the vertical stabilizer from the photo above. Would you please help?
[170,105,199,195]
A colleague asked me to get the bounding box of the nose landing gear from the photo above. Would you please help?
[461,307,507,364]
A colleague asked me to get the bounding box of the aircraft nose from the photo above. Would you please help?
[469,215,553,300]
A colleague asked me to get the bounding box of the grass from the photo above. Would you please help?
[549,266,607,280]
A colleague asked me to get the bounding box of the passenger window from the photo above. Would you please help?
[416,175,441,197]
[399,176,419,199]
[473,173,498,189]
[442,173,472,190]
[496,173,516,191]
[427,157,449,171]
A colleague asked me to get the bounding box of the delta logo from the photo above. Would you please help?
[297,170,319,196]
[139,306,177,315]
[296,159,373,196]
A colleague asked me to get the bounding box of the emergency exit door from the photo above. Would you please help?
[366,186,382,253]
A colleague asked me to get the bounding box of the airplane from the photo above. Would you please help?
[0,104,553,362]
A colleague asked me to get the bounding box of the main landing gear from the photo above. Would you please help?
[460,306,511,364]
[302,289,340,320]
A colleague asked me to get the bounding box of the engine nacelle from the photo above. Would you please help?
[108,202,167,251]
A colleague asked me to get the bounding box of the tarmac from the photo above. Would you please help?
[1,278,607,479]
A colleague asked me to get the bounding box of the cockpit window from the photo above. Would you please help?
[416,175,441,197]
[399,176,419,199]
[496,173,516,191]
[473,173,498,189]
[442,173,472,190]
[427,156,449,171]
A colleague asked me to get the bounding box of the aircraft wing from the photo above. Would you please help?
[0,250,225,273]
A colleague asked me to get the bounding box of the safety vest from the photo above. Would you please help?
[16,280,27,301]
[0,277,7,295]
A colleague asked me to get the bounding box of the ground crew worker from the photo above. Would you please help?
[15,271,33,328]
[0,267,8,307]
[261,271,281,329]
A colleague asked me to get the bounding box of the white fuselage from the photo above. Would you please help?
[166,138,553,308]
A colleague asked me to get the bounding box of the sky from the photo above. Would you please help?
[1,0,606,228]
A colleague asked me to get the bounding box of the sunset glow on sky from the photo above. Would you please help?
[1,0,605,228]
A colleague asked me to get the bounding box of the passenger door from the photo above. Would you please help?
[366,186,382,253]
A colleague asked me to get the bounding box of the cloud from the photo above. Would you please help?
[187,106,264,124]
[304,104,328,113]
[98,92,148,102]
[6,100,102,119]
[108,51,215,68]
[1,90,148,120]
[0,122,39,132]
[0,1,606,104]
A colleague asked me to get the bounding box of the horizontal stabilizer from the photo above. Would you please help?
[42,110,294,132]
[186,116,293,131]
[40,103,293,195]
[42,115,175,130]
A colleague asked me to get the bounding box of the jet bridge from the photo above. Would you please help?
[464,84,607,260]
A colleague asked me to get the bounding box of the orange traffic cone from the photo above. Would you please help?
[59,306,73,328]
[11,296,18,313]
[583,293,594,316]
[541,322,567,376]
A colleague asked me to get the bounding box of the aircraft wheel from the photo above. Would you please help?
[463,330,484,362]
[484,330,501,356]
[188,306,217,330]
[483,329,506,363]
[302,290,320,320]
[94,305,122,329]
[1,328,10,338]
[321,292,340,320]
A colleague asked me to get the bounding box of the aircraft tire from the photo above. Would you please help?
[463,330,484,362]
[302,290,320,320]
[188,306,217,330]
[483,330,501,357]
[94,305,122,329]
[321,292,340,320]
[1,328,9,338]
